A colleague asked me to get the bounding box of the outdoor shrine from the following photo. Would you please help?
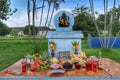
[46,10,83,57]
[0,10,120,80]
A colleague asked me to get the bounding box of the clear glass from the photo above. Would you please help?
[98,51,103,69]
[26,58,31,74]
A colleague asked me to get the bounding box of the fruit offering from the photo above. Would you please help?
[34,60,50,70]
[32,53,42,60]
[39,61,50,70]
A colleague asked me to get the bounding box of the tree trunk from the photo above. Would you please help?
[111,30,120,48]
[89,0,104,48]
[107,0,116,48]
[32,0,36,36]
[103,0,108,48]
[44,3,55,37]
[27,0,31,36]
[45,3,51,26]
[41,1,51,37]
[39,0,45,26]
[48,3,55,28]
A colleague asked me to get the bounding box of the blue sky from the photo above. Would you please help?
[3,0,120,28]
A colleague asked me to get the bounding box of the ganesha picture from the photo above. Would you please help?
[59,12,69,27]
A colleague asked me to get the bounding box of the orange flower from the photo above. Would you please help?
[51,45,56,51]
[74,44,79,50]
[72,41,79,51]
[49,41,56,51]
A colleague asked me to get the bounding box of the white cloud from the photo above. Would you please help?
[3,8,73,29]
[3,11,28,27]
[3,11,50,28]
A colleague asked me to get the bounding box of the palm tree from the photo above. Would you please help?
[32,0,36,35]
[39,0,45,26]
[40,0,52,37]
[72,4,88,16]
[89,0,118,49]
[89,0,104,48]
[48,0,65,28]
[27,0,31,36]
[103,0,108,48]
[107,0,116,48]
[45,0,52,26]
[45,0,65,36]
[47,1,59,28]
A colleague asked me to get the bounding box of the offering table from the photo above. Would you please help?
[0,58,120,78]
[0,58,120,80]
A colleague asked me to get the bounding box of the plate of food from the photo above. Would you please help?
[50,63,63,70]
[63,62,75,70]
[50,69,65,74]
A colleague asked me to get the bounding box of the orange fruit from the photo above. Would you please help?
[60,61,65,66]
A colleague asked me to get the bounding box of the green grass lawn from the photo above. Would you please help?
[0,38,120,71]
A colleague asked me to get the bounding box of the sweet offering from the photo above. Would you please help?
[63,62,73,69]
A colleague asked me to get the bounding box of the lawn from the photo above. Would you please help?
[0,38,120,71]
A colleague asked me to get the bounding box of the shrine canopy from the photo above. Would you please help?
[54,10,74,31]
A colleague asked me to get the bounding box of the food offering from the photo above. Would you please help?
[23,53,51,72]
[50,57,59,64]
[63,62,75,70]
[50,63,63,70]
[33,59,50,71]
[39,60,50,70]
[68,51,87,66]
[32,53,42,60]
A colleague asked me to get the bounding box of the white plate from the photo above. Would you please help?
[50,69,65,74]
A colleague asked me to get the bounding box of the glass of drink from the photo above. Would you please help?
[21,60,26,73]
[30,59,37,72]
[86,59,92,71]
[92,60,98,72]
[30,64,37,72]
[75,63,81,69]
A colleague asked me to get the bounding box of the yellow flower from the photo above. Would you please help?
[49,41,56,51]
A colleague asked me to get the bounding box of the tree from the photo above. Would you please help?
[10,29,18,37]
[0,0,17,20]
[23,25,39,35]
[26,0,65,53]
[72,4,96,37]
[0,21,10,36]
[45,0,52,26]
[48,0,65,28]
[43,0,65,36]
[72,4,88,16]
[89,0,120,49]
[27,0,31,36]
[39,0,45,26]
[112,19,120,36]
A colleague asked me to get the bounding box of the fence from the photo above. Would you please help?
[88,34,120,48]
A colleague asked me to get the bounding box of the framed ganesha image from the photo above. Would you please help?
[58,51,70,61]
